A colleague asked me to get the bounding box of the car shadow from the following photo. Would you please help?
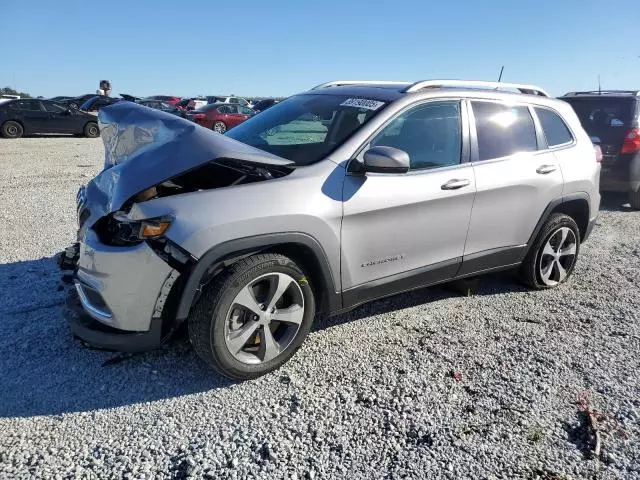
[0,256,522,418]
[599,192,633,212]
[0,256,234,419]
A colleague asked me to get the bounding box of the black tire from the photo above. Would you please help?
[630,189,640,210]
[519,213,580,289]
[1,121,23,139]
[189,253,315,379]
[84,122,99,138]
[213,121,227,134]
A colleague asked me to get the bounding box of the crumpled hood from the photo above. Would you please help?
[84,102,291,218]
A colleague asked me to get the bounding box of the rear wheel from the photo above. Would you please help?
[519,213,580,289]
[630,188,640,210]
[84,122,99,138]
[1,121,23,139]
[213,121,227,134]
[189,253,315,379]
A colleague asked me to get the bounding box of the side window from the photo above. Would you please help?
[229,97,239,104]
[42,101,66,113]
[218,105,232,114]
[14,100,41,111]
[471,101,537,161]
[239,106,253,115]
[371,101,462,170]
[535,107,573,147]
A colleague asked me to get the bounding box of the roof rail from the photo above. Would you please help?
[562,90,640,97]
[311,80,411,90]
[404,79,550,97]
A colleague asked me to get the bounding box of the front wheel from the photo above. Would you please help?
[84,122,99,138]
[1,121,23,139]
[189,253,315,379]
[519,213,580,289]
[213,121,227,134]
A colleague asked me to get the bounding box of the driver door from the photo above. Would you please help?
[41,100,75,133]
[340,100,476,305]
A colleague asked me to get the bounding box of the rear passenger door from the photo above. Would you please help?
[14,100,49,133]
[460,100,564,274]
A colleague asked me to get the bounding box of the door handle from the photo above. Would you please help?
[441,179,470,190]
[536,165,557,175]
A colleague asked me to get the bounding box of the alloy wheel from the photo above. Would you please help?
[539,227,577,286]
[224,272,305,364]
[214,122,226,134]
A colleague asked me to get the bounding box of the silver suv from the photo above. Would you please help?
[59,79,601,379]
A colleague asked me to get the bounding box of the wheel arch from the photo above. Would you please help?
[174,233,341,322]
[526,193,591,253]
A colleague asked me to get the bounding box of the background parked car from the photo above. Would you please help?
[206,95,251,107]
[186,103,254,133]
[49,96,73,102]
[145,95,182,106]
[560,90,640,209]
[252,98,279,113]
[176,97,208,111]
[138,99,185,117]
[80,96,122,115]
[120,93,142,102]
[63,94,98,110]
[0,98,99,138]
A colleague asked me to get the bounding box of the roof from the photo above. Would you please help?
[560,90,640,98]
[301,85,405,102]
[307,79,551,101]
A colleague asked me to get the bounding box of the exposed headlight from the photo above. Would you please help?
[95,212,173,245]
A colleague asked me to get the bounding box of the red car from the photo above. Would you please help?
[145,95,182,106]
[187,104,254,133]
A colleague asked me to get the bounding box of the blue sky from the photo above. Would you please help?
[2,0,639,98]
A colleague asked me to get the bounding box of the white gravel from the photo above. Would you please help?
[0,137,639,479]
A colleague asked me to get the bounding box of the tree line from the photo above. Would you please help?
[1,87,32,98]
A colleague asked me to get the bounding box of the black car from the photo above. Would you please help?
[252,98,279,113]
[80,96,122,114]
[0,99,100,138]
[64,94,98,110]
[49,96,73,102]
[560,90,640,209]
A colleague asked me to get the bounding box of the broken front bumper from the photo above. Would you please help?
[58,229,179,352]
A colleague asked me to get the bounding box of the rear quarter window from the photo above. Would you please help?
[535,108,573,147]
[471,101,537,161]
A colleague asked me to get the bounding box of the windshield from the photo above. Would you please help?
[225,93,387,165]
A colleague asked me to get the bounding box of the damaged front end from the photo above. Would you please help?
[59,102,295,352]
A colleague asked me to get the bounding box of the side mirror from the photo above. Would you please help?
[362,146,410,174]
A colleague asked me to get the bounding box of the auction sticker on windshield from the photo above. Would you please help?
[340,98,385,110]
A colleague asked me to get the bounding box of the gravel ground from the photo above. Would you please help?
[0,137,639,479]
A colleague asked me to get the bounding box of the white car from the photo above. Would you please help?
[209,95,251,107]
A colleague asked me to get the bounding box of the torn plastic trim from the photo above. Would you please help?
[147,237,196,274]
